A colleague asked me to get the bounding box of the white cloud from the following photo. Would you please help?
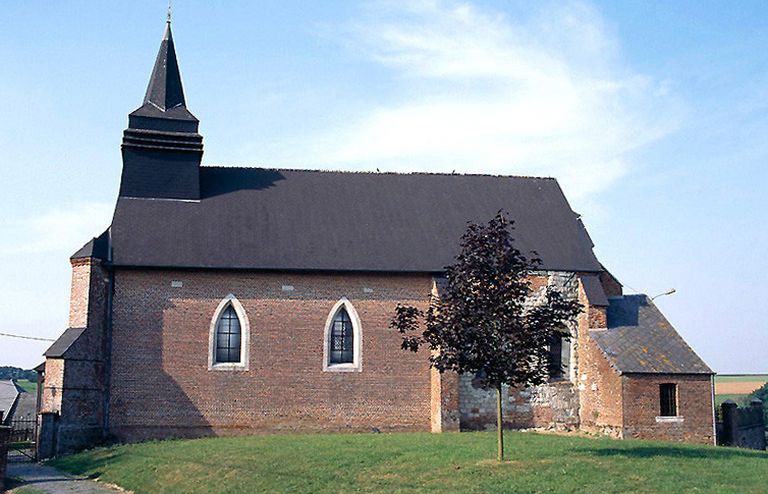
[0,201,114,255]
[287,0,680,202]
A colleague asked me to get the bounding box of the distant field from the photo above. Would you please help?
[715,375,768,383]
[14,379,36,393]
[715,394,749,406]
[714,375,767,396]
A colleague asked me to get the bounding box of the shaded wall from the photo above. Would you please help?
[717,400,766,450]
[575,277,623,436]
[38,258,110,457]
[458,272,581,431]
[0,424,9,491]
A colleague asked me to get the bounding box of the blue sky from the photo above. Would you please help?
[0,1,766,373]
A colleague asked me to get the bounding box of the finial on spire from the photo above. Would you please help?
[167,0,172,23]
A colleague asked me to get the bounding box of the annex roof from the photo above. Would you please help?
[591,294,713,375]
[109,167,603,273]
[71,230,110,261]
[44,328,86,358]
[581,274,609,306]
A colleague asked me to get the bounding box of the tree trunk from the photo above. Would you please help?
[496,382,504,461]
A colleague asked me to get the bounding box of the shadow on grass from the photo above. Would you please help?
[4,476,25,490]
[49,449,120,477]
[577,445,767,460]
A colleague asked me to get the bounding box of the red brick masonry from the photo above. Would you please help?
[40,265,714,450]
[109,269,435,441]
[622,374,714,444]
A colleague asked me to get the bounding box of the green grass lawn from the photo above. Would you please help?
[14,379,36,393]
[9,487,47,494]
[49,432,767,494]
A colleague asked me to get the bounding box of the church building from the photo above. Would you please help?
[37,19,715,457]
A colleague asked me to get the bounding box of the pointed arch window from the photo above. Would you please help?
[215,306,241,363]
[208,294,250,371]
[323,298,362,372]
[329,307,354,364]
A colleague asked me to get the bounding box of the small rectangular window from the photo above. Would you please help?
[659,383,678,416]
[548,333,570,380]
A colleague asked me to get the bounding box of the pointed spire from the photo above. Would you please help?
[125,15,202,149]
[143,19,186,112]
[127,16,198,133]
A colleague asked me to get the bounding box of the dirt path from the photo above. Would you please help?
[6,459,127,494]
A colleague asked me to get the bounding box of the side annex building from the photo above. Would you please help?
[37,20,715,457]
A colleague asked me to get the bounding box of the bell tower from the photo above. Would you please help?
[119,17,203,200]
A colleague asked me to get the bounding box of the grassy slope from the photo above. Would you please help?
[50,432,768,494]
[14,379,36,393]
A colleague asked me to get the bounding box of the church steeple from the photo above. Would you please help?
[119,18,203,200]
[143,20,186,113]
[126,19,199,133]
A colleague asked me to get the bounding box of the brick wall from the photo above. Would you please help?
[430,368,460,432]
[70,258,110,349]
[576,277,623,437]
[39,258,110,457]
[622,374,714,444]
[576,336,623,436]
[68,259,92,327]
[57,262,713,446]
[39,358,64,414]
[598,271,623,298]
[108,269,435,441]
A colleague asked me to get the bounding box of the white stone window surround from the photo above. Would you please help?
[656,416,685,423]
[323,297,363,372]
[208,294,251,371]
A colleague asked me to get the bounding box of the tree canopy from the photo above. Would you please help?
[0,366,37,381]
[392,211,582,390]
[390,211,582,460]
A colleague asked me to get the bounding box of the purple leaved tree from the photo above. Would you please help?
[391,211,582,461]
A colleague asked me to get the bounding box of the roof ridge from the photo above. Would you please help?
[200,165,556,181]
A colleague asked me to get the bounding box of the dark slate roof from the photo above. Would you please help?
[110,168,603,273]
[591,295,713,375]
[133,21,195,120]
[581,275,609,306]
[127,21,199,134]
[71,230,110,260]
[44,328,86,358]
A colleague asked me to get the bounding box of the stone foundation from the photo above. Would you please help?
[459,375,579,430]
